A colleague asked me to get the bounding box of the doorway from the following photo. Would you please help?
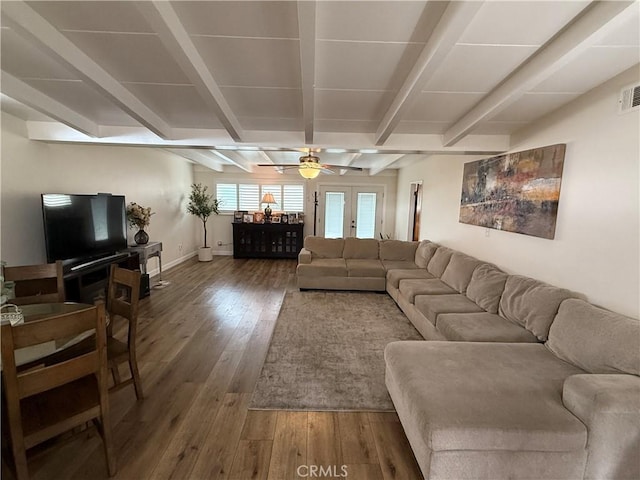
[318,186,384,239]
[408,182,422,241]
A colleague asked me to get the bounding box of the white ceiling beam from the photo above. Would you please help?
[137,1,244,142]
[340,153,361,175]
[375,1,484,146]
[166,149,224,172]
[369,154,406,176]
[24,121,509,153]
[297,1,317,144]
[1,72,99,137]
[1,0,173,139]
[211,150,253,173]
[443,0,635,146]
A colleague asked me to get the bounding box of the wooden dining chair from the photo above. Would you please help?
[0,302,116,480]
[106,265,143,400]
[3,261,65,306]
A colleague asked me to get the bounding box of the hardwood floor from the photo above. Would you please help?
[21,257,423,480]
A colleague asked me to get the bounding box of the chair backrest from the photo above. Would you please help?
[106,265,141,345]
[1,303,107,457]
[4,261,65,306]
[0,303,106,401]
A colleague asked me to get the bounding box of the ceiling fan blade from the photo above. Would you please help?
[322,164,363,171]
[257,163,298,168]
[257,163,363,173]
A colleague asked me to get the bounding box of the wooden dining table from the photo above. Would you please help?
[1,302,96,367]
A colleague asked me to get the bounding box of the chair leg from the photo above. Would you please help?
[12,445,29,480]
[110,365,121,386]
[94,417,116,477]
[128,354,144,400]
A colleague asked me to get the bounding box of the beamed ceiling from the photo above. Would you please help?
[1,1,638,175]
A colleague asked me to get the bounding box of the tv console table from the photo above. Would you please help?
[64,253,140,303]
[232,222,303,259]
[125,242,163,282]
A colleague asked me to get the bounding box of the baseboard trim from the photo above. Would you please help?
[147,251,197,278]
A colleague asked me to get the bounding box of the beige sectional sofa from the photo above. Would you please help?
[296,236,640,480]
[297,236,418,291]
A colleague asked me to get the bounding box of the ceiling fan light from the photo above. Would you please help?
[299,163,321,179]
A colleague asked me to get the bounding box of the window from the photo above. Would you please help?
[283,185,304,211]
[216,184,237,212]
[216,183,305,213]
[239,184,260,211]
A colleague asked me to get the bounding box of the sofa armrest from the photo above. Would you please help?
[562,374,640,480]
[298,248,312,264]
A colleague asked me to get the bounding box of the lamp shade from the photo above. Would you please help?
[261,193,276,204]
[299,163,321,179]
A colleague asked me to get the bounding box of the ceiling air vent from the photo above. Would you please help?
[618,83,640,114]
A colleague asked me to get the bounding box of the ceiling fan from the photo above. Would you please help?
[258,151,363,179]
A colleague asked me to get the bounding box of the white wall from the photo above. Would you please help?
[395,67,640,318]
[0,113,197,271]
[194,168,399,255]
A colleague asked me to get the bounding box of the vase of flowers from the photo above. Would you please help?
[126,202,154,245]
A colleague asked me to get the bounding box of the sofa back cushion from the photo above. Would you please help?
[466,264,508,314]
[499,275,580,341]
[440,252,483,294]
[343,237,379,259]
[304,236,345,259]
[379,240,418,261]
[415,241,438,269]
[427,247,453,277]
[547,299,640,375]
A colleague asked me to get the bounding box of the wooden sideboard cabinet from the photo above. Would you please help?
[232,222,304,259]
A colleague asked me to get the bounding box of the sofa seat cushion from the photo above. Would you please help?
[436,312,540,343]
[381,260,419,271]
[386,269,434,289]
[297,258,347,277]
[414,294,484,325]
[399,279,456,303]
[346,259,386,278]
[384,341,587,452]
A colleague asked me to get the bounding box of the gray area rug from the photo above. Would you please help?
[250,290,423,411]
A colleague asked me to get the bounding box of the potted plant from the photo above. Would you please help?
[187,183,220,262]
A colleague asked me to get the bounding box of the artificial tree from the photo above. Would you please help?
[187,183,220,260]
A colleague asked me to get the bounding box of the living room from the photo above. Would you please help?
[1,1,639,479]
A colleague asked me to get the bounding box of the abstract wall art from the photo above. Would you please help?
[459,144,566,239]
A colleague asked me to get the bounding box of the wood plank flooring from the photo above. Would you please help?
[19,257,423,480]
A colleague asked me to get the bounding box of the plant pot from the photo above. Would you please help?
[198,247,213,262]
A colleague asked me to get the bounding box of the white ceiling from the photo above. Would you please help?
[1,1,638,175]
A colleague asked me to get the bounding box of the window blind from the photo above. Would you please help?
[216,184,237,211]
[216,182,305,213]
[239,184,260,211]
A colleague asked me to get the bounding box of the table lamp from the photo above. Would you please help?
[261,193,276,222]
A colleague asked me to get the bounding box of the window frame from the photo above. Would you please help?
[214,182,305,214]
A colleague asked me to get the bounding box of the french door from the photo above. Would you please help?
[318,186,384,239]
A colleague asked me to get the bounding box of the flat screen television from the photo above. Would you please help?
[41,193,127,266]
